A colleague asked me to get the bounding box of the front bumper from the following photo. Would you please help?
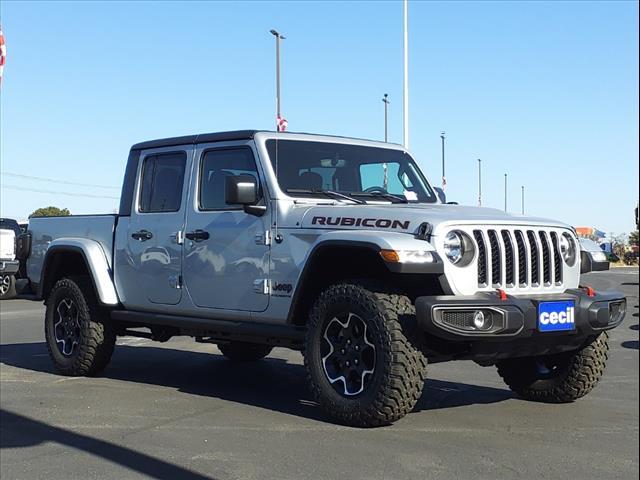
[415,288,626,343]
[0,260,19,275]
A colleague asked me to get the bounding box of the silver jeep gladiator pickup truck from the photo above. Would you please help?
[22,130,625,427]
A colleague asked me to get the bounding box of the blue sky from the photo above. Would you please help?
[0,0,638,235]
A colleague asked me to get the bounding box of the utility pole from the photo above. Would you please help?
[440,131,446,192]
[504,173,508,212]
[270,29,285,131]
[382,94,390,142]
[403,0,409,149]
[521,185,525,215]
[477,159,482,207]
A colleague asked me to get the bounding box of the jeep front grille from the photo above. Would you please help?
[472,228,565,289]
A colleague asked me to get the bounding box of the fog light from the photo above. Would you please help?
[609,301,626,325]
[473,310,486,329]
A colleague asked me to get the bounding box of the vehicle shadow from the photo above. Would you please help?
[0,409,216,480]
[0,342,512,422]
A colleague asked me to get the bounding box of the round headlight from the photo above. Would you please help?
[560,233,577,266]
[444,231,464,264]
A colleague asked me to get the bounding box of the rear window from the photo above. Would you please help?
[139,152,187,213]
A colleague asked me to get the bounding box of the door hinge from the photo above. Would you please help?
[169,274,182,290]
[255,230,272,246]
[253,279,269,295]
[172,230,185,245]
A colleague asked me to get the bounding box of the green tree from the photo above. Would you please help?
[630,230,639,248]
[29,206,71,218]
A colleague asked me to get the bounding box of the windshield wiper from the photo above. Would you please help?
[350,192,409,203]
[286,188,367,204]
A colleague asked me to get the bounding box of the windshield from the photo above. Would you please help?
[266,139,437,203]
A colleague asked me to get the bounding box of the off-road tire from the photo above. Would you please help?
[218,342,273,362]
[45,276,116,376]
[0,274,17,300]
[304,282,428,427]
[496,331,609,403]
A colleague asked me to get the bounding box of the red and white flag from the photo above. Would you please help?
[277,115,288,132]
[0,27,6,85]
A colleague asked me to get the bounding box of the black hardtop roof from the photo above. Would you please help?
[130,130,403,151]
[131,130,259,151]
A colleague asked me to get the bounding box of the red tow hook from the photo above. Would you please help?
[580,285,596,297]
[496,289,508,301]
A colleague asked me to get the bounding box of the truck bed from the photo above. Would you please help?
[27,215,117,286]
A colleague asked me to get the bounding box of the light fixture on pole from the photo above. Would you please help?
[477,159,482,207]
[382,94,390,142]
[403,0,409,149]
[440,131,446,191]
[270,29,286,132]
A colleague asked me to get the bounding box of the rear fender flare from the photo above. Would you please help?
[41,238,119,305]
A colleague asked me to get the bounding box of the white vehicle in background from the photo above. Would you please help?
[0,218,21,299]
[579,238,610,272]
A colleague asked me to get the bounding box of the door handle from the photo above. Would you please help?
[131,230,153,241]
[185,229,210,242]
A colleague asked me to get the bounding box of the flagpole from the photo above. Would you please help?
[440,131,446,191]
[403,0,409,150]
[270,29,285,131]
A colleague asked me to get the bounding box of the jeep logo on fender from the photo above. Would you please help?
[311,216,410,230]
[272,282,293,296]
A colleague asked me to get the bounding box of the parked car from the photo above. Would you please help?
[23,130,626,427]
[578,237,610,272]
[0,217,21,299]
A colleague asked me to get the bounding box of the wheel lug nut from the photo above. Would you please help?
[346,361,350,367]
[355,345,360,351]
[347,339,352,345]
[341,349,345,355]
[354,359,359,365]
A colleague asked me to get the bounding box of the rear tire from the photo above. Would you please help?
[0,274,17,300]
[304,282,427,427]
[497,332,609,402]
[218,342,273,362]
[44,276,116,376]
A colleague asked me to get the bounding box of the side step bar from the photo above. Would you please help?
[111,310,306,349]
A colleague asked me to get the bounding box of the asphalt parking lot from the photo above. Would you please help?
[1,268,638,480]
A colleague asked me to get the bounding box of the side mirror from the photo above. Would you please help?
[225,175,266,217]
[434,187,446,204]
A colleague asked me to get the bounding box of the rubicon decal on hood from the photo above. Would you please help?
[311,216,410,230]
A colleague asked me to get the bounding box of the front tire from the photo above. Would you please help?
[45,276,116,376]
[218,342,273,362]
[304,282,427,427]
[0,274,17,300]
[497,332,609,403]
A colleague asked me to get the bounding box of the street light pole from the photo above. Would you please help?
[270,29,285,130]
[521,185,525,215]
[382,94,390,142]
[403,0,409,149]
[440,131,446,191]
[478,159,482,207]
[504,173,508,212]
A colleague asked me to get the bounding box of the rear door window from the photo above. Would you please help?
[139,152,187,213]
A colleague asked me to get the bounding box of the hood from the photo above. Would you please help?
[294,202,572,236]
